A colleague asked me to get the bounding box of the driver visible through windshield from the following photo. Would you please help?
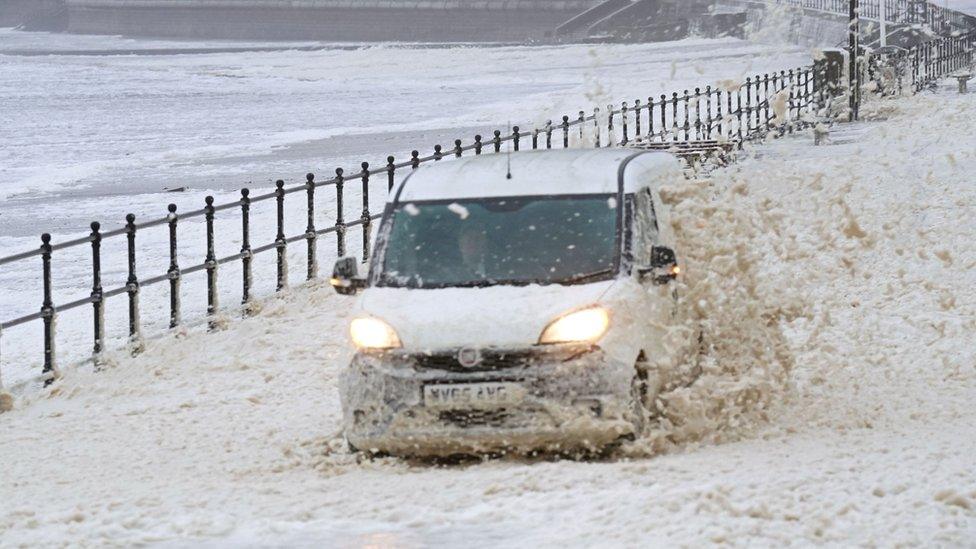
[376,195,619,288]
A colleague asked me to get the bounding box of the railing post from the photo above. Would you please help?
[305,173,317,281]
[411,150,420,168]
[493,130,502,153]
[693,88,702,140]
[454,139,463,158]
[204,196,218,328]
[166,205,180,328]
[275,180,288,291]
[532,128,540,150]
[716,89,723,138]
[434,144,443,161]
[849,0,861,121]
[661,94,668,142]
[736,87,744,144]
[621,103,629,145]
[753,76,762,131]
[240,188,252,307]
[335,168,346,259]
[125,214,142,352]
[90,222,105,363]
[594,107,601,148]
[671,93,679,142]
[744,79,753,138]
[40,233,56,381]
[513,127,521,151]
[634,99,642,141]
[387,156,396,192]
[726,90,734,142]
[682,90,692,141]
[474,136,483,155]
[788,69,797,134]
[762,75,771,130]
[798,68,806,120]
[648,97,656,141]
[704,87,713,139]
[606,105,614,146]
[562,115,570,148]
[360,163,372,264]
[545,120,553,149]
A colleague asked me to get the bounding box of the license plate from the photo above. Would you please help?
[423,382,525,409]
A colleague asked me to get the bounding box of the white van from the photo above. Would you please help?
[331,149,700,456]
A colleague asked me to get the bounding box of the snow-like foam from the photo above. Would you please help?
[5,85,976,545]
[623,172,801,455]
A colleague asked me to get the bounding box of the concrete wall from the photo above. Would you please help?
[0,0,64,27]
[7,0,934,45]
[62,0,600,41]
[65,1,595,8]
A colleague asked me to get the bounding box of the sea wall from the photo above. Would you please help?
[63,0,601,41]
[0,0,65,27]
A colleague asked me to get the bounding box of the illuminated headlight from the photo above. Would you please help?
[350,317,401,350]
[539,307,610,345]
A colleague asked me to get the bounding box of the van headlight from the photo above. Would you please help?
[350,317,402,350]
[539,307,610,345]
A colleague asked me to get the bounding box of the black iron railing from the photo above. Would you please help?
[2,0,973,386]
[757,0,976,33]
[0,63,825,385]
[906,32,976,90]
[860,31,976,94]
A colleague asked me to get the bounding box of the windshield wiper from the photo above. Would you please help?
[449,280,498,288]
[559,268,615,285]
[378,271,614,289]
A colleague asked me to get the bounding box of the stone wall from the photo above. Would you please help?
[0,0,65,27]
[65,1,595,9]
[62,0,601,41]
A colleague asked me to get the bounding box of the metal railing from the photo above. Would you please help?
[904,31,976,90]
[857,30,975,98]
[0,63,824,386]
[758,0,976,33]
[2,0,972,387]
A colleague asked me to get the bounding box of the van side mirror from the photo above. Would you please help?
[330,257,366,295]
[639,246,679,285]
[651,246,676,269]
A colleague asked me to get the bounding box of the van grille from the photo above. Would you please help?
[413,350,536,372]
[439,409,512,428]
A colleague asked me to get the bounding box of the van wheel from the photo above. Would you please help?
[348,441,388,460]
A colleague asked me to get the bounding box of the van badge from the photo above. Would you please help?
[457,348,483,368]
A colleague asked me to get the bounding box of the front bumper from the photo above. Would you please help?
[339,346,636,456]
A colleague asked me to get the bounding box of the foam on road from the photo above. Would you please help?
[2,86,976,546]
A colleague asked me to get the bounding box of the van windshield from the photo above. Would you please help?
[376,195,619,289]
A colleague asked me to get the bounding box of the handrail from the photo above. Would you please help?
[0,62,825,383]
[2,4,973,384]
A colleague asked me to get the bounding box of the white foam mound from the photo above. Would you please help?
[0,391,13,413]
[624,175,802,455]
[4,86,976,546]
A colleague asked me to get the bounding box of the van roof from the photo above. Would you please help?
[393,149,682,202]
